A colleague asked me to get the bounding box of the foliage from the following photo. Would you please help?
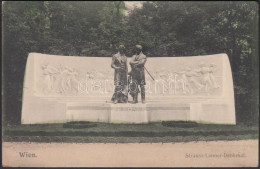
[2,1,259,125]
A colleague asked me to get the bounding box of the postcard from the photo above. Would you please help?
[2,1,258,167]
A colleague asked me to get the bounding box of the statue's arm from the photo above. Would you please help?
[111,56,119,69]
[134,56,147,66]
[124,58,128,75]
[138,57,147,65]
[129,56,138,65]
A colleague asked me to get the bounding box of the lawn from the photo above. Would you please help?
[3,122,258,143]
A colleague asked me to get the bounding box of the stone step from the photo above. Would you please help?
[39,96,211,101]
[38,95,216,99]
[67,104,190,110]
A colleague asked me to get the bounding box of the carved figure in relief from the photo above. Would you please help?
[177,67,203,94]
[41,64,52,93]
[66,68,80,94]
[57,65,69,94]
[41,63,59,93]
[196,62,213,92]
[209,63,220,89]
[154,69,169,94]
[41,63,82,95]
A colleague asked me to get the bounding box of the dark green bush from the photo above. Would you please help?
[162,121,198,128]
[63,121,97,129]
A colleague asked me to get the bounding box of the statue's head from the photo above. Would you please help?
[118,45,126,54]
[135,45,142,54]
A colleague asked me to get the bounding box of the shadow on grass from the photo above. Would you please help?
[3,121,258,138]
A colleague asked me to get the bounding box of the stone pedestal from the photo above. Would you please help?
[110,104,148,123]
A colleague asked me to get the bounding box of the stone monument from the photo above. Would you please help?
[21,53,236,124]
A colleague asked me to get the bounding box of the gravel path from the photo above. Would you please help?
[2,140,258,167]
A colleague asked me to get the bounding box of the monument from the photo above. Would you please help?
[21,53,236,124]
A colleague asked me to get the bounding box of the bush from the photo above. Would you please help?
[162,121,198,128]
[63,121,97,129]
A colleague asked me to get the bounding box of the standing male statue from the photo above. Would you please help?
[111,45,128,104]
[129,45,147,104]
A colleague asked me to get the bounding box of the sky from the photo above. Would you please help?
[124,1,144,15]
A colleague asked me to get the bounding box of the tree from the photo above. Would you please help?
[2,1,258,125]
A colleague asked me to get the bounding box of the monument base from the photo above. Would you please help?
[22,95,235,124]
[110,104,148,123]
[65,99,192,124]
[65,98,231,124]
[21,53,236,125]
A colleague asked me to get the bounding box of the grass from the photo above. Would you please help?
[3,122,258,143]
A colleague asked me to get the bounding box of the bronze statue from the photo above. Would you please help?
[111,45,128,104]
[129,45,147,104]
